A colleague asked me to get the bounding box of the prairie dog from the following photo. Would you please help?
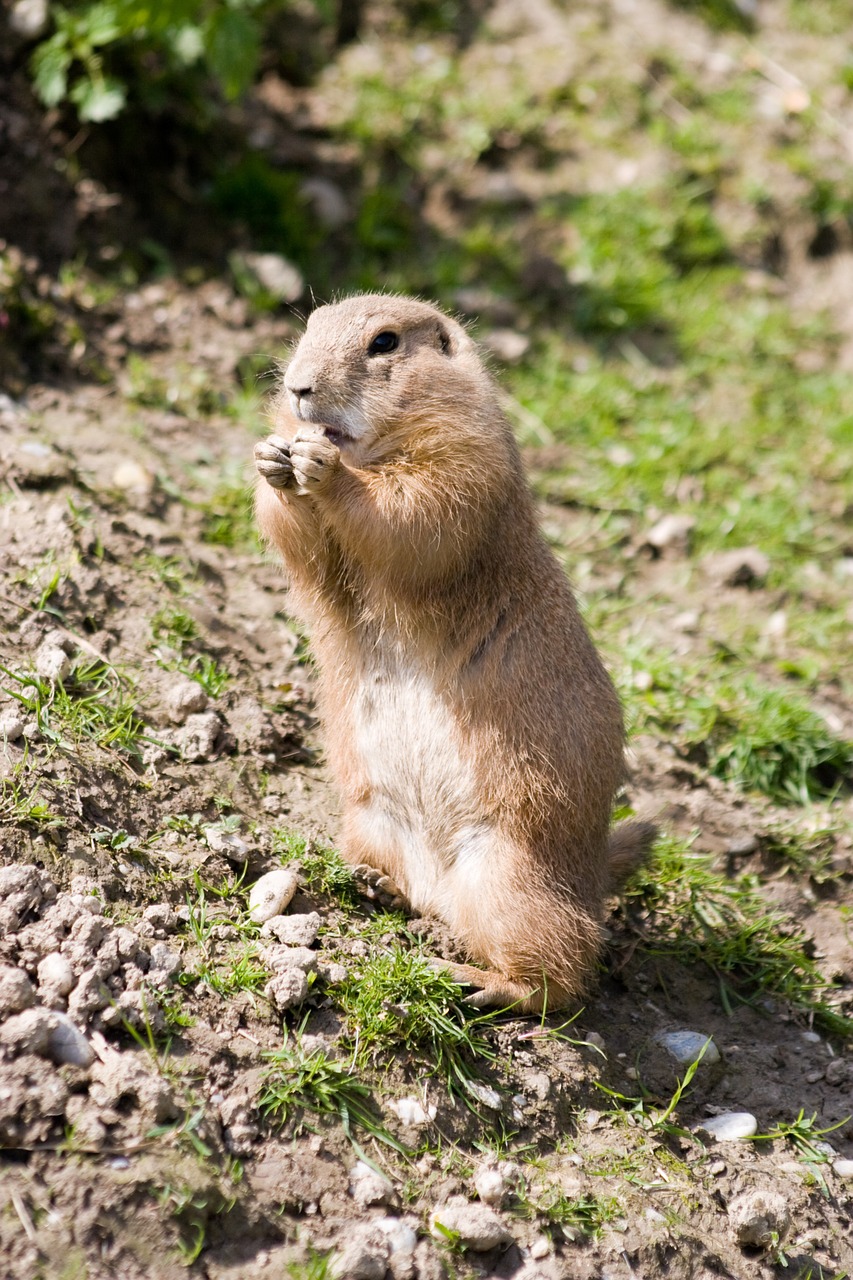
[254,294,654,1012]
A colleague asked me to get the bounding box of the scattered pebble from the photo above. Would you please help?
[463,1079,503,1111]
[429,1199,513,1251]
[656,1030,721,1066]
[34,643,71,683]
[728,1189,790,1249]
[474,1158,523,1207]
[112,460,153,495]
[387,1096,436,1128]
[583,1031,606,1054]
[204,825,251,861]
[698,1112,758,1142]
[48,1013,94,1067]
[703,546,770,588]
[0,712,25,743]
[832,1159,853,1179]
[644,513,695,556]
[249,869,298,923]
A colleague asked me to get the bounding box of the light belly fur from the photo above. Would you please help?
[350,661,492,911]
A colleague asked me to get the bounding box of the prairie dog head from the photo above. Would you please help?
[279,294,492,453]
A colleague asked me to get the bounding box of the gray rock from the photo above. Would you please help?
[697,1111,758,1141]
[205,825,251,862]
[0,964,36,1015]
[429,1199,513,1250]
[261,911,321,946]
[0,712,25,743]
[147,942,181,982]
[264,968,309,1012]
[833,1158,853,1179]
[47,1013,94,1067]
[331,1225,390,1280]
[656,1030,721,1066]
[728,1188,790,1249]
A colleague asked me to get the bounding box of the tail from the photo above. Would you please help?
[607,820,657,892]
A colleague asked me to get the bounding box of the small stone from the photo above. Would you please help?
[726,832,758,856]
[350,1159,395,1208]
[48,1013,94,1067]
[112,460,153,493]
[656,1031,721,1066]
[474,1162,508,1207]
[300,178,349,229]
[584,1031,606,1054]
[703,547,770,588]
[264,968,309,1012]
[167,679,208,724]
[728,1189,790,1249]
[429,1200,513,1251]
[373,1216,418,1256]
[37,952,75,999]
[205,825,251,862]
[0,712,25,743]
[521,1070,551,1100]
[180,711,222,762]
[645,513,695,556]
[9,0,49,38]
[238,251,304,303]
[387,1096,436,1128]
[249,869,298,923]
[34,644,71,683]
[824,1059,851,1086]
[832,1158,853,1179]
[0,1007,53,1055]
[480,329,530,364]
[463,1079,503,1110]
[261,912,321,946]
[698,1111,758,1141]
[0,965,36,1015]
[529,1235,552,1259]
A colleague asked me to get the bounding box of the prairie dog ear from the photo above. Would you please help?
[436,321,455,355]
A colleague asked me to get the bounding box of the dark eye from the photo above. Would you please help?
[368,331,399,356]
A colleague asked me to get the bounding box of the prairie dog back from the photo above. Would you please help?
[254,293,653,1012]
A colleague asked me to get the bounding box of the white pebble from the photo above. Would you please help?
[373,1216,418,1256]
[37,952,75,996]
[656,1030,721,1066]
[249,869,298,923]
[698,1111,758,1141]
[474,1163,508,1206]
[387,1096,436,1127]
[463,1079,503,1110]
[832,1159,853,1179]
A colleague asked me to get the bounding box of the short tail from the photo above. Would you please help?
[607,820,657,892]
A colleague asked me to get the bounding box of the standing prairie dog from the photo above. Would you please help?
[254,294,654,1012]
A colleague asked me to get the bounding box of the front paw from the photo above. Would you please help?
[254,435,295,491]
[291,429,341,494]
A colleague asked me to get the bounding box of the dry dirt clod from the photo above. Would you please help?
[264,968,309,1012]
[644,513,695,556]
[387,1096,436,1128]
[34,642,71,682]
[702,546,771,588]
[166,678,209,724]
[429,1198,514,1251]
[0,1006,54,1055]
[260,911,321,946]
[0,964,36,1015]
[728,1188,791,1249]
[180,711,223,761]
[47,1012,94,1067]
[349,1159,396,1208]
[330,1223,392,1280]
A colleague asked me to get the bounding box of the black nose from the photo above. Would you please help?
[290,385,313,398]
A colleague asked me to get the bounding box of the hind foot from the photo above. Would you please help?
[352,864,410,911]
[432,960,567,1015]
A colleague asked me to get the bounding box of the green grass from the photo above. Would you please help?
[335,944,499,1099]
[179,880,267,998]
[621,833,851,1036]
[520,1188,622,1238]
[259,1028,406,1157]
[0,766,65,830]
[272,829,359,905]
[1,658,147,756]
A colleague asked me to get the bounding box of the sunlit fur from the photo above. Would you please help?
[255,294,655,1013]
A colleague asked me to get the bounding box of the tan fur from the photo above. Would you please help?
[254,294,655,1012]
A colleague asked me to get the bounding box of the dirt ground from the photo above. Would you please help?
[1,1,852,1278]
